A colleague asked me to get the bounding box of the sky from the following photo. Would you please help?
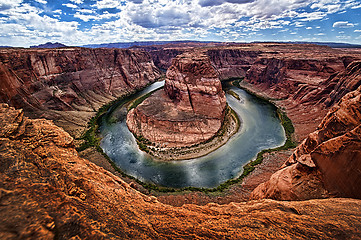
[0,0,361,47]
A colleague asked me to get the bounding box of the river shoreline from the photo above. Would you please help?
[134,105,241,161]
[79,78,292,194]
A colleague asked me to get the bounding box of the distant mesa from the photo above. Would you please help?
[30,42,67,48]
[126,51,238,160]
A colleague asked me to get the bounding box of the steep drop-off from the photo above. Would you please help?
[1,43,361,206]
[0,48,161,137]
[251,65,361,200]
[127,52,227,148]
[1,103,361,239]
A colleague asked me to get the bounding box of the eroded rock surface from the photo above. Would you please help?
[0,48,161,137]
[1,103,361,239]
[127,52,227,147]
[251,78,361,200]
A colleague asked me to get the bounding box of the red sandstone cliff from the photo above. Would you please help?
[240,44,360,141]
[251,64,361,200]
[0,48,161,137]
[206,48,261,79]
[1,103,361,239]
[127,52,227,148]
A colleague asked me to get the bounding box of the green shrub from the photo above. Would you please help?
[128,87,163,111]
[76,75,297,195]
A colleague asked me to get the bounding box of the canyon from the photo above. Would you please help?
[1,103,361,239]
[1,43,361,238]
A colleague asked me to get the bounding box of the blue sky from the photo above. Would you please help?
[0,0,361,47]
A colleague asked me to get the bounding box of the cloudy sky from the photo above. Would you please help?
[0,0,361,47]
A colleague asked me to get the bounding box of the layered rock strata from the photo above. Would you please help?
[0,48,161,137]
[251,81,361,200]
[1,103,361,239]
[144,43,360,141]
[127,52,227,149]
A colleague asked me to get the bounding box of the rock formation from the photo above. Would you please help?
[251,68,361,200]
[1,43,361,205]
[127,52,227,148]
[0,48,161,137]
[1,103,361,239]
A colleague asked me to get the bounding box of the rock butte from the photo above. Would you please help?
[127,52,227,149]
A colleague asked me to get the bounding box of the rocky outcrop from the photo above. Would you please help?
[127,52,227,148]
[0,48,160,111]
[323,61,361,106]
[148,46,261,79]
[149,48,184,70]
[0,48,161,137]
[251,81,361,200]
[1,103,361,239]
[246,54,346,100]
[240,44,360,141]
[207,48,261,80]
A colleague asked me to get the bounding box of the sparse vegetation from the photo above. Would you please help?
[128,86,163,111]
[230,77,244,88]
[76,76,296,195]
[76,80,161,152]
[133,104,240,161]
[227,90,241,100]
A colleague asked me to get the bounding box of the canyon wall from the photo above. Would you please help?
[147,46,262,79]
[240,45,361,141]
[1,44,361,204]
[251,63,361,200]
[206,48,261,79]
[1,103,361,239]
[0,48,161,137]
[1,44,358,140]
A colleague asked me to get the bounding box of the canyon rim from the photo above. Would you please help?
[1,0,361,237]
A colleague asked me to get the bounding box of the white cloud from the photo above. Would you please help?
[74,12,99,22]
[1,0,361,46]
[297,11,327,21]
[92,0,122,9]
[78,9,94,14]
[35,0,47,4]
[333,21,354,28]
[0,3,81,46]
[315,33,325,35]
[62,3,78,9]
[310,2,341,14]
[70,0,84,4]
[0,0,22,11]
[354,30,361,32]
[337,35,351,39]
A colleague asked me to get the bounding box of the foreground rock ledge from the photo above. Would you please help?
[127,52,234,160]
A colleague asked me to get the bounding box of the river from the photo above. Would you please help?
[99,81,286,188]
